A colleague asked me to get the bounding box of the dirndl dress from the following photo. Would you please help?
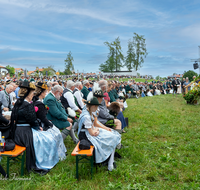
[78,110,121,163]
[32,129,59,170]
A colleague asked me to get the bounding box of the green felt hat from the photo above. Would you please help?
[86,97,101,106]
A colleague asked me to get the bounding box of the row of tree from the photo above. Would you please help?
[99,33,148,72]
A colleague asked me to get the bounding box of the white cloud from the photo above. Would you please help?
[0,45,67,54]
[45,32,103,46]
[6,57,63,61]
[0,0,171,28]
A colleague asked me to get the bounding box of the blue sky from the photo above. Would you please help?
[0,0,200,77]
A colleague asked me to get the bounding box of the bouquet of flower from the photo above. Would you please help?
[183,76,200,104]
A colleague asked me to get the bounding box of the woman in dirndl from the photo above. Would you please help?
[32,82,66,160]
[10,81,58,174]
[78,92,121,171]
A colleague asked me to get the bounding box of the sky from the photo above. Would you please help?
[0,0,200,77]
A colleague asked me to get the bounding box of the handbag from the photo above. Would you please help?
[5,139,15,151]
[79,139,90,150]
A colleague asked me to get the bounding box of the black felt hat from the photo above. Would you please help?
[36,82,48,90]
[6,80,11,85]
[93,90,106,97]
[19,81,36,90]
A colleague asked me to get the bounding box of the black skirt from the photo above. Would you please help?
[14,126,37,173]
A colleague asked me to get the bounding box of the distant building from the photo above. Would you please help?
[102,70,137,77]
[28,68,44,76]
[15,68,23,74]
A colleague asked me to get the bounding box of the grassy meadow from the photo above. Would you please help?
[1,94,200,190]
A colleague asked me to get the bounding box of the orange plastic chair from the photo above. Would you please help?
[0,144,26,177]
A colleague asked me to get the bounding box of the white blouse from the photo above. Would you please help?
[83,115,92,129]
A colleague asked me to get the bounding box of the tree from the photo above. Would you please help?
[183,70,198,82]
[64,51,74,75]
[132,33,148,71]
[42,66,56,76]
[125,40,135,71]
[99,46,115,72]
[6,65,15,77]
[156,75,160,80]
[99,37,124,72]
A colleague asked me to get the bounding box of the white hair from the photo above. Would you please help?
[75,81,82,87]
[83,80,89,86]
[98,80,107,92]
[47,81,52,87]
[6,84,13,89]
[66,80,75,89]
[52,85,63,93]
[98,80,107,89]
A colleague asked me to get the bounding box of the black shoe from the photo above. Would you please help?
[114,152,122,159]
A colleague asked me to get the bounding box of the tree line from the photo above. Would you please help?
[99,33,148,72]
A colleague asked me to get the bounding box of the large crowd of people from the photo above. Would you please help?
[0,73,194,177]
[0,73,130,177]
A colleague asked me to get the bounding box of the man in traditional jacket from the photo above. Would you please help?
[172,77,180,96]
[60,80,82,114]
[44,85,76,142]
[0,84,14,111]
[81,80,90,100]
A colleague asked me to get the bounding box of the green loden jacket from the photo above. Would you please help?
[81,86,89,100]
[43,92,70,129]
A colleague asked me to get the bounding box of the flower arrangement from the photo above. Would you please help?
[183,76,200,104]
[45,105,49,111]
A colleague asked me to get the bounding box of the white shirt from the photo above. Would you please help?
[63,88,79,111]
[10,91,16,105]
[74,88,84,109]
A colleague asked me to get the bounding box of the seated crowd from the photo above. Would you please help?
[121,77,192,98]
[0,75,130,176]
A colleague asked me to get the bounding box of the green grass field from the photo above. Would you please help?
[1,94,200,190]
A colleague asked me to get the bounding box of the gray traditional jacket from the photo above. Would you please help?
[97,99,114,124]
[0,90,12,110]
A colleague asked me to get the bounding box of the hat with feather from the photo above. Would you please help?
[86,91,101,105]
[93,82,106,97]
